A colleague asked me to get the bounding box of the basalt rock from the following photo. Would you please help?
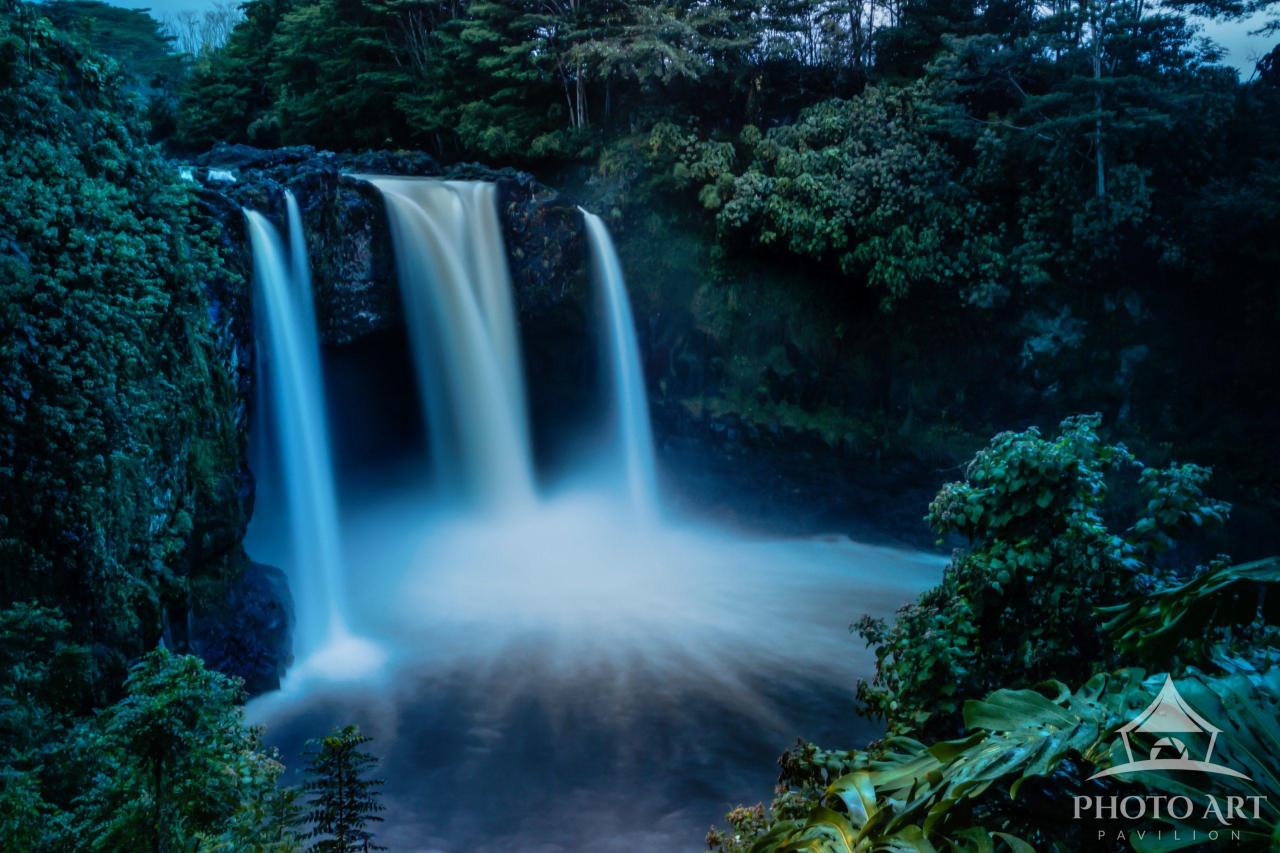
[187,144,587,345]
[175,554,294,696]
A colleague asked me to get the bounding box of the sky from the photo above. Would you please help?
[1201,15,1275,76]
[99,0,1276,77]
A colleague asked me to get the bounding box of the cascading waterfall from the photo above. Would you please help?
[361,177,535,509]
[245,204,351,657]
[581,209,659,516]
[247,178,662,676]
[285,191,311,309]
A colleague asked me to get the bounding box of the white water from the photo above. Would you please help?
[245,206,379,672]
[285,191,311,310]
[581,209,660,515]
[248,485,944,849]
[363,178,535,509]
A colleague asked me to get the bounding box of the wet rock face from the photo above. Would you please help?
[178,557,294,696]
[190,144,587,345]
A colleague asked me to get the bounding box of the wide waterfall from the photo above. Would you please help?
[363,178,535,509]
[245,201,374,668]
[581,209,660,516]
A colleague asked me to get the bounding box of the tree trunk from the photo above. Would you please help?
[561,70,576,129]
[154,760,164,853]
[1092,7,1106,201]
[849,2,862,68]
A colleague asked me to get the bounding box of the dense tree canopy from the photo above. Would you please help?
[0,0,245,671]
[0,605,298,851]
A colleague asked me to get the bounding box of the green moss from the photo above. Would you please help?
[681,394,875,450]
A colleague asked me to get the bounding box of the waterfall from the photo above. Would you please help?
[245,206,350,656]
[285,191,312,311]
[581,209,659,516]
[362,177,535,509]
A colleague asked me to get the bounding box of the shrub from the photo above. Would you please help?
[854,415,1229,737]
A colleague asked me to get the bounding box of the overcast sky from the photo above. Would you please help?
[1201,16,1274,76]
[101,0,1274,76]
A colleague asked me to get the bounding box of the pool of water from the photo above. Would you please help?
[248,491,943,851]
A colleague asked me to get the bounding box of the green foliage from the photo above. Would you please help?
[854,415,1227,737]
[649,86,1005,307]
[392,0,577,160]
[0,606,299,852]
[173,0,292,149]
[302,724,386,852]
[716,415,1280,852]
[711,672,1135,850]
[1101,556,1280,669]
[0,604,91,849]
[174,0,764,157]
[730,665,1280,851]
[0,1,244,662]
[267,0,408,148]
[38,0,187,138]
[1119,666,1280,850]
[72,648,299,851]
[0,603,94,754]
[39,0,184,91]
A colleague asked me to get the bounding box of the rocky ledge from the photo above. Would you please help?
[188,144,587,345]
[169,557,294,696]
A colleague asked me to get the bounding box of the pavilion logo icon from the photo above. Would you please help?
[1089,676,1250,781]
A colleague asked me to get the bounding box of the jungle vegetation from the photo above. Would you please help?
[3,0,1280,849]
[0,6,379,849]
[708,418,1280,850]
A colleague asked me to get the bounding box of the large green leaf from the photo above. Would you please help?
[756,676,1136,850]
[751,663,1280,852]
[1101,557,1280,664]
[1124,666,1280,851]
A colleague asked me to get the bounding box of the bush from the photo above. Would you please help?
[854,415,1229,737]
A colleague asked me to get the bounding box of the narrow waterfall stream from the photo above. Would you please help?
[245,203,381,675]
[582,208,660,516]
[244,178,943,851]
[245,209,348,654]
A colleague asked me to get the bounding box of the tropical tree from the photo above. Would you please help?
[854,415,1229,737]
[302,725,387,852]
[73,649,299,851]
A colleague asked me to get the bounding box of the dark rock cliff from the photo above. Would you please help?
[189,144,587,344]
